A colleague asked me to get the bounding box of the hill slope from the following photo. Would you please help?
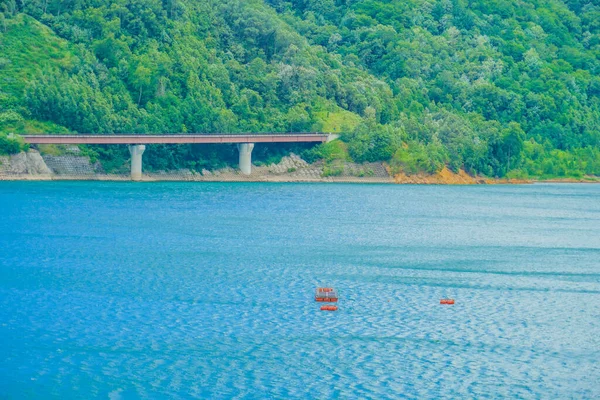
[0,0,598,177]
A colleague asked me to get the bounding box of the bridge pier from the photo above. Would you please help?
[128,145,146,181]
[237,143,254,175]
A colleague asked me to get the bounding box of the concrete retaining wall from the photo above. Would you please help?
[43,155,103,175]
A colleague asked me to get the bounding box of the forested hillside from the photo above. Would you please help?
[0,0,599,177]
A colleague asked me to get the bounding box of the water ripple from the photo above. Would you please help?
[1,182,599,398]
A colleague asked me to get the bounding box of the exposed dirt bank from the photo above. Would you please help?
[392,167,533,184]
[393,167,486,184]
[392,167,599,184]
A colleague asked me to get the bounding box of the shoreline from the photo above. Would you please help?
[1,151,598,184]
[0,174,395,183]
[1,174,598,184]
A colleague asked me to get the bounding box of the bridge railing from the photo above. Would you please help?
[20,132,330,136]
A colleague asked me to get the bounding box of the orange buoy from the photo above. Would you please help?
[316,297,338,302]
[440,299,455,305]
[320,305,338,311]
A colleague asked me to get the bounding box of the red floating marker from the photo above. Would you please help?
[440,299,455,305]
[317,287,334,293]
[315,287,338,302]
[320,305,338,311]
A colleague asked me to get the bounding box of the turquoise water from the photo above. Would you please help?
[1,182,599,399]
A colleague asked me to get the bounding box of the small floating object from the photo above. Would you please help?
[440,298,455,305]
[320,305,338,311]
[315,287,338,302]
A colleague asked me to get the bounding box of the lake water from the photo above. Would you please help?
[1,182,599,399]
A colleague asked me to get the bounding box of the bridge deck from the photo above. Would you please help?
[22,134,330,145]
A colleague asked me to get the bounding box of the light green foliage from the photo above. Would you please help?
[0,117,68,135]
[391,142,449,175]
[0,0,598,177]
[0,14,73,99]
[303,140,350,177]
[344,122,402,163]
[303,140,349,164]
[0,110,22,124]
[0,133,28,155]
[322,164,344,177]
[513,139,600,179]
[314,109,362,133]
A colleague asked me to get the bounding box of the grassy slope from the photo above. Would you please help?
[315,109,362,133]
[0,14,70,134]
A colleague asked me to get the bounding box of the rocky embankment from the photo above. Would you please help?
[3,151,593,183]
[0,151,53,179]
[0,151,393,183]
[193,154,392,183]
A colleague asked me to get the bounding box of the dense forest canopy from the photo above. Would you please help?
[0,0,599,177]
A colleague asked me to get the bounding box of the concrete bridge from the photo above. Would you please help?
[22,133,338,180]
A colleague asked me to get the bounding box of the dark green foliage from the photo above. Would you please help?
[0,0,598,178]
[391,142,449,175]
[80,145,129,173]
[344,122,401,163]
[252,143,313,166]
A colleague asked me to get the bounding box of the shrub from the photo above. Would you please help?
[390,141,448,175]
[344,123,401,162]
[0,133,26,155]
[322,164,344,177]
[302,140,349,163]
